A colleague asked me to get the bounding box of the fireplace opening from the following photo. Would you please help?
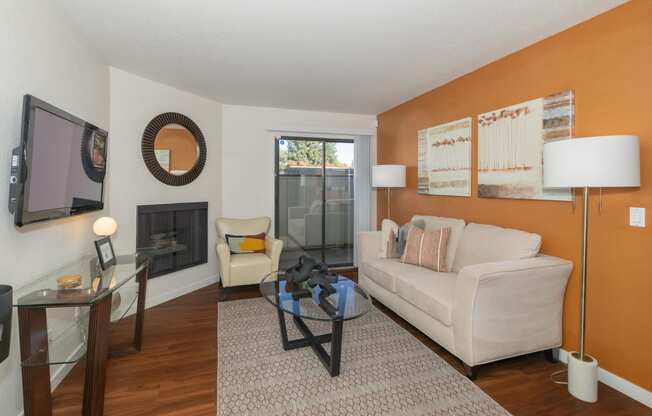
[137,202,208,278]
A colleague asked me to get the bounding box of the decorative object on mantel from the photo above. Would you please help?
[478,90,574,200]
[418,117,472,197]
[544,135,640,403]
[141,112,207,186]
[0,285,12,364]
[93,216,118,237]
[57,274,82,289]
[94,236,116,270]
[372,164,406,220]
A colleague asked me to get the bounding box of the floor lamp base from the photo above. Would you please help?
[568,351,598,403]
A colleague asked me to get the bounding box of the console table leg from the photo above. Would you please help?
[18,307,52,416]
[82,294,112,416]
[133,265,148,351]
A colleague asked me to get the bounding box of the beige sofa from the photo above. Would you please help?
[358,215,572,379]
[215,217,283,287]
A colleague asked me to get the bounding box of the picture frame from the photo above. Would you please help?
[94,236,116,270]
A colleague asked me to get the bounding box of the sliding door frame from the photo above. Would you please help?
[274,136,354,268]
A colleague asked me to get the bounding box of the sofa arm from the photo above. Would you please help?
[453,255,573,366]
[358,231,382,264]
[216,238,231,286]
[265,236,284,272]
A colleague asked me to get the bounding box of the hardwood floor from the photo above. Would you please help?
[52,275,651,416]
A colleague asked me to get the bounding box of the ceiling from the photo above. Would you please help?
[53,0,626,114]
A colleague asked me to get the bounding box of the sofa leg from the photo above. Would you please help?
[543,348,556,363]
[463,363,478,380]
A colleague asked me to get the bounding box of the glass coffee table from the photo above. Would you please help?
[260,271,371,377]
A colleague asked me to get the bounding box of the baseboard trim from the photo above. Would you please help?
[557,348,652,408]
[50,342,86,391]
[145,274,219,310]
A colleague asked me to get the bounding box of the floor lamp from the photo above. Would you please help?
[372,165,406,220]
[543,135,640,403]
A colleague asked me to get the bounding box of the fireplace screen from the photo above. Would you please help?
[136,202,208,278]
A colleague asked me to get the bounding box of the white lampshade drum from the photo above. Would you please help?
[372,165,406,188]
[372,165,406,220]
[93,217,118,237]
[543,135,640,403]
[544,135,640,188]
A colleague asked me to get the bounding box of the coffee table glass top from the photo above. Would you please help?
[260,272,371,322]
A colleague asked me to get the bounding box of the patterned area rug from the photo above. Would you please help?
[218,298,510,416]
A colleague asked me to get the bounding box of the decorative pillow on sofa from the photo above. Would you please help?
[400,225,451,272]
[225,233,266,254]
[379,219,399,258]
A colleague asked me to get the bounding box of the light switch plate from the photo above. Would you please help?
[629,207,646,228]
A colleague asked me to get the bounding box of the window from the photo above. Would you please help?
[275,137,354,269]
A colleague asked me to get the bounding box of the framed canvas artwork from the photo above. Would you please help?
[417,117,472,197]
[477,90,574,200]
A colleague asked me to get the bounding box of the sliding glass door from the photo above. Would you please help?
[275,137,354,270]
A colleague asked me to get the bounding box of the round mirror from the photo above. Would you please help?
[142,113,206,186]
[153,124,200,176]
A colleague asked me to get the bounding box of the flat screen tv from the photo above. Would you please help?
[13,95,108,226]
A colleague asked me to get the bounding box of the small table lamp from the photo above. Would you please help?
[372,165,406,220]
[93,216,118,237]
[543,135,640,403]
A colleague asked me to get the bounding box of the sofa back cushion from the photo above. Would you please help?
[452,223,542,272]
[411,215,465,272]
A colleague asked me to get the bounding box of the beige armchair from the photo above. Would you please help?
[215,217,283,287]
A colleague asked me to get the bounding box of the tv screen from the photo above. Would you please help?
[14,95,108,226]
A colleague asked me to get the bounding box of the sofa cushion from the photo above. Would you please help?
[411,215,465,271]
[359,258,406,292]
[395,270,457,326]
[452,223,542,272]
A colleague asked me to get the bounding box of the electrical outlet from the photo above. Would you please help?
[629,207,646,228]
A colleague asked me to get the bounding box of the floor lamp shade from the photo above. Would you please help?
[543,135,640,403]
[372,165,406,220]
[544,135,640,188]
[372,165,406,188]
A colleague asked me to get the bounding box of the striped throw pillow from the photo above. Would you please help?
[400,225,451,272]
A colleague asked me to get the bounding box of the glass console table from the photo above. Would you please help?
[14,254,150,416]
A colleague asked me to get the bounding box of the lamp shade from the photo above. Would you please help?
[543,135,640,188]
[372,165,406,188]
[93,217,118,236]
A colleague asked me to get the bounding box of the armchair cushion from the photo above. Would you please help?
[229,253,273,286]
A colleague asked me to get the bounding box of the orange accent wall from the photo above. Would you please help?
[377,0,652,390]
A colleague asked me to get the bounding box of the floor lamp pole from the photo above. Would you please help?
[568,186,598,403]
[386,187,391,220]
[579,187,589,359]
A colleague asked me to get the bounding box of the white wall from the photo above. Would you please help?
[0,1,110,414]
[108,68,222,307]
[221,104,376,229]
